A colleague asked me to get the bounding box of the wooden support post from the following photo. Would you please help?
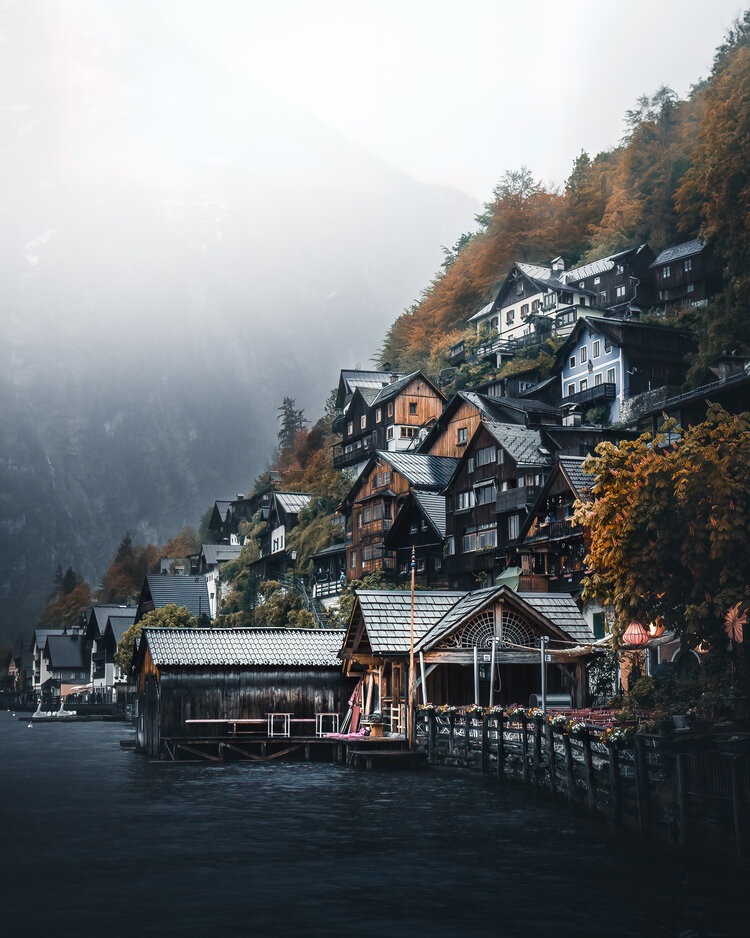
[521,715,530,784]
[533,717,542,780]
[563,733,575,804]
[427,710,435,762]
[675,752,688,849]
[496,713,505,783]
[730,755,746,860]
[481,714,489,773]
[546,723,557,795]
[304,744,311,761]
[464,711,471,761]
[582,730,596,812]
[608,743,621,828]
[634,735,652,841]
[448,713,455,758]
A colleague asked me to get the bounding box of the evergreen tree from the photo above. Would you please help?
[277,397,308,451]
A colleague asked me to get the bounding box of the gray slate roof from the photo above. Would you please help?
[650,239,704,267]
[517,594,593,644]
[201,544,243,566]
[412,491,447,538]
[106,614,136,644]
[90,604,132,635]
[142,628,345,668]
[274,492,312,515]
[370,371,422,406]
[355,591,465,654]
[483,421,553,469]
[32,629,64,651]
[376,451,459,489]
[143,575,211,620]
[558,456,594,497]
[416,587,499,651]
[45,634,88,670]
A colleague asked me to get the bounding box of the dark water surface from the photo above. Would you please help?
[1,717,745,937]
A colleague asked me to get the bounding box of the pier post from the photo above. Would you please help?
[533,717,542,785]
[634,735,652,841]
[448,712,455,758]
[481,714,489,773]
[582,730,596,812]
[464,711,471,761]
[427,711,436,762]
[608,742,621,828]
[546,723,557,795]
[562,732,575,804]
[521,715,530,784]
[496,713,505,783]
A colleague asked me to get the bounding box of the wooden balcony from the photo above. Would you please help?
[496,485,541,513]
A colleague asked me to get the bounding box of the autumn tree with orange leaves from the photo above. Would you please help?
[576,406,750,660]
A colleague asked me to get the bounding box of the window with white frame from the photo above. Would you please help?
[684,258,693,271]
[457,427,468,445]
[360,415,366,430]
[475,446,496,467]
[569,355,576,368]
[445,536,455,556]
[347,421,353,435]
[375,407,382,422]
[687,283,695,293]
[520,303,529,318]
[595,373,602,386]
[580,378,588,391]
[567,384,576,396]
[616,284,626,298]
[387,426,394,440]
[580,347,588,363]
[662,265,671,277]
[607,367,616,384]
[474,481,496,506]
[455,490,475,511]
[594,276,601,285]
[506,310,515,325]
[593,339,600,358]
[507,515,520,540]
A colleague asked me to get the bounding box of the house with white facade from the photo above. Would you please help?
[554,316,694,425]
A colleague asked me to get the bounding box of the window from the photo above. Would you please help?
[417,558,426,574]
[567,384,576,396]
[457,427,468,445]
[455,490,475,511]
[580,347,588,363]
[375,408,382,422]
[350,551,357,569]
[475,446,496,467]
[579,379,588,391]
[357,513,362,529]
[462,531,477,553]
[607,367,616,384]
[542,293,556,310]
[684,258,693,272]
[662,265,671,278]
[561,292,572,304]
[400,426,417,438]
[347,421,353,435]
[604,338,611,353]
[490,317,499,329]
[520,303,529,318]
[616,264,624,274]
[569,355,576,369]
[593,276,601,285]
[579,282,585,289]
[387,426,394,441]
[507,515,520,541]
[445,536,455,556]
[408,401,417,415]
[687,283,695,293]
[506,310,515,325]
[599,291,607,304]
[595,373,602,386]
[531,299,540,312]
[616,284,626,298]
[374,470,392,488]
[433,556,442,572]
[360,415,366,430]
[593,612,605,639]
[387,402,394,417]
[477,524,497,550]
[475,482,496,505]
[516,280,524,296]
[467,456,475,474]
[592,340,600,358]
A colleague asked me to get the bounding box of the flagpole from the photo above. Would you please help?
[409,545,416,750]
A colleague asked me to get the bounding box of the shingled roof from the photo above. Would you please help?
[558,456,594,498]
[376,451,459,489]
[517,593,593,644]
[483,421,554,469]
[45,634,88,670]
[139,575,212,621]
[141,628,345,668]
[354,591,465,654]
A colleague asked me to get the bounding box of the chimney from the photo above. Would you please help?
[551,256,565,273]
[562,404,582,427]
[390,374,399,384]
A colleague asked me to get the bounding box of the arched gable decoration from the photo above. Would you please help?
[443,606,538,650]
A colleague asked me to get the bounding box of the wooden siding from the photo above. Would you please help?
[138,667,354,756]
[392,377,443,426]
[347,456,412,577]
[424,400,483,458]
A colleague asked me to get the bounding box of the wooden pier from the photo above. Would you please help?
[157,733,409,764]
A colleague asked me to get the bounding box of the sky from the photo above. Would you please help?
[50,0,746,202]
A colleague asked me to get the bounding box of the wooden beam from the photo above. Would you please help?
[176,743,221,762]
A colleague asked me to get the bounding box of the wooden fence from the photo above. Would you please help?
[416,710,749,862]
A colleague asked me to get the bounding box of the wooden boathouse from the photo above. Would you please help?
[133,627,355,759]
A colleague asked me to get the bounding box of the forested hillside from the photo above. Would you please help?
[379,14,750,382]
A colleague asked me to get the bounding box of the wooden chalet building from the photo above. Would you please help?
[467,244,656,348]
[650,238,721,315]
[83,604,135,691]
[133,627,351,757]
[442,421,554,589]
[207,494,264,545]
[245,491,313,581]
[135,574,213,625]
[342,586,596,730]
[339,451,459,581]
[384,490,449,587]
[555,316,694,426]
[42,633,90,700]
[332,370,446,472]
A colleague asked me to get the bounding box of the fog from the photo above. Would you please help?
[0,0,742,642]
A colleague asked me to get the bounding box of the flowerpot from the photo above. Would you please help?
[368,723,384,738]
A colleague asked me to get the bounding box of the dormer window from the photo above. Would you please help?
[457,427,468,445]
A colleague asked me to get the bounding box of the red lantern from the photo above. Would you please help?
[623,621,650,648]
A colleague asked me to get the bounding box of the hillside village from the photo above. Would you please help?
[4,229,749,730]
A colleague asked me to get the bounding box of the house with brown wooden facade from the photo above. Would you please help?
[341,586,596,733]
[338,451,459,581]
[650,239,721,315]
[332,370,446,472]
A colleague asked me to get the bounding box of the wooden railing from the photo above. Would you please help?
[415,710,750,861]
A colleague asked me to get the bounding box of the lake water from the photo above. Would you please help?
[0,715,745,937]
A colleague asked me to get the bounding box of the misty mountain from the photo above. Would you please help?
[0,4,477,645]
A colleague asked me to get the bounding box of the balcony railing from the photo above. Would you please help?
[522,519,579,544]
[496,485,541,513]
[564,382,616,407]
[332,432,378,469]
